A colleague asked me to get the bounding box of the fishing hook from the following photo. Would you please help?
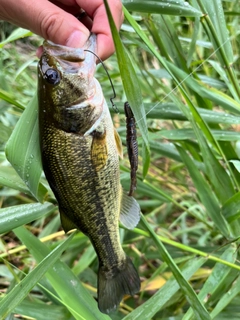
[84,49,119,113]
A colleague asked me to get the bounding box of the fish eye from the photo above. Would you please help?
[44,68,61,85]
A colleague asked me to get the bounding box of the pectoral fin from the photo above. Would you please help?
[119,190,141,229]
[114,128,123,159]
[60,209,78,233]
[91,130,108,171]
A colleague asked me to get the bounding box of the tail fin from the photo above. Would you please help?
[98,256,140,314]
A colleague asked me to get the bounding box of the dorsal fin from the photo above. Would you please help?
[119,190,141,229]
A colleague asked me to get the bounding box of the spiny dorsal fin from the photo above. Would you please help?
[114,128,123,159]
[119,190,141,229]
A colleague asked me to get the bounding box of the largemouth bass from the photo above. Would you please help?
[38,34,140,314]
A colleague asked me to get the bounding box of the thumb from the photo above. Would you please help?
[0,0,90,47]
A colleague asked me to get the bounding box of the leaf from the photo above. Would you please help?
[0,230,74,319]
[0,28,32,48]
[14,227,109,320]
[183,245,237,319]
[5,93,47,202]
[123,257,206,319]
[139,215,211,320]
[0,202,56,234]
[0,167,30,194]
[176,145,230,238]
[221,192,240,223]
[122,0,202,17]
[0,88,25,110]
[13,300,71,320]
[103,0,150,177]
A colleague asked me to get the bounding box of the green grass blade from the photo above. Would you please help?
[0,202,55,234]
[0,231,74,319]
[176,145,230,238]
[12,300,71,320]
[123,257,206,320]
[139,215,211,320]
[0,167,31,195]
[192,121,235,203]
[221,192,240,223]
[0,88,25,110]
[183,245,237,319]
[0,28,32,48]
[116,102,240,124]
[103,0,150,176]
[211,274,240,318]
[5,92,47,202]
[13,227,109,320]
[122,0,201,16]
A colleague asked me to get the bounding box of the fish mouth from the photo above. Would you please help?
[42,34,98,77]
[43,34,97,64]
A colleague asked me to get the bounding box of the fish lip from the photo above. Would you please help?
[43,41,85,62]
[42,34,97,63]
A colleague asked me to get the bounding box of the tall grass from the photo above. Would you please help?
[0,0,240,319]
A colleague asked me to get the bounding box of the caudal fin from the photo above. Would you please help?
[98,256,140,314]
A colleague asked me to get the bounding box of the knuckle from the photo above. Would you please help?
[40,12,64,40]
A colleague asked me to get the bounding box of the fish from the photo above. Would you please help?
[124,101,138,196]
[37,34,141,314]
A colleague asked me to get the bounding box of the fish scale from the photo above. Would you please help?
[38,34,141,314]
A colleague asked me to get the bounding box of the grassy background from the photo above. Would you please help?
[0,0,240,319]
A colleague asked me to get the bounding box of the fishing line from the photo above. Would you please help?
[135,37,231,124]
[84,49,119,113]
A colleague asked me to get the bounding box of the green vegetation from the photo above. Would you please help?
[0,0,240,319]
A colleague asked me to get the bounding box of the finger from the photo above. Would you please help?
[0,0,90,47]
[76,0,124,60]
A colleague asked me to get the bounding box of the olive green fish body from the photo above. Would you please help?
[38,35,140,313]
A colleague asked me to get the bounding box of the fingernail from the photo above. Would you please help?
[66,30,90,48]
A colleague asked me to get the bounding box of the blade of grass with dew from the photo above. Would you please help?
[122,0,201,17]
[103,0,150,176]
[0,231,74,319]
[14,226,110,320]
[0,167,31,195]
[5,92,47,202]
[123,256,206,320]
[139,214,211,320]
[116,102,240,124]
[176,145,230,238]
[183,244,237,319]
[150,129,240,141]
[0,202,55,234]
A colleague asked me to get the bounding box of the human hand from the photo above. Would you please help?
[0,0,123,60]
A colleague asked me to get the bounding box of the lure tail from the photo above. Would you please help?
[98,256,140,314]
